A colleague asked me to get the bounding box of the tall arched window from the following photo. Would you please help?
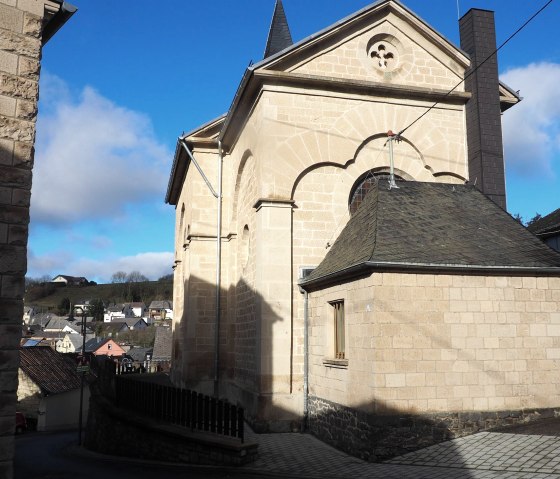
[349,172,404,215]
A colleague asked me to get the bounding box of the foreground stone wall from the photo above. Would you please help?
[86,394,258,466]
[0,2,49,477]
[309,395,559,462]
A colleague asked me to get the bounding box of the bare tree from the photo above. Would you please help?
[126,271,148,283]
[111,271,127,283]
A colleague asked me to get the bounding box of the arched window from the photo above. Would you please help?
[349,172,404,215]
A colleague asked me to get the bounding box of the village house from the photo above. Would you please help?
[51,274,89,286]
[104,303,135,322]
[166,0,560,456]
[84,338,126,357]
[18,347,89,432]
[148,300,173,322]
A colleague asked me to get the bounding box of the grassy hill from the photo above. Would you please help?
[25,280,173,312]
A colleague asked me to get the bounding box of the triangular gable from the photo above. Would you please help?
[255,0,470,89]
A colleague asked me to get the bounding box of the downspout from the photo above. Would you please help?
[214,140,223,398]
[303,289,309,430]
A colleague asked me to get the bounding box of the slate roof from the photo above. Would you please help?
[19,347,81,395]
[148,300,173,310]
[112,318,147,328]
[127,347,153,362]
[527,208,560,238]
[263,0,293,59]
[302,181,560,287]
[152,326,172,361]
[44,317,79,332]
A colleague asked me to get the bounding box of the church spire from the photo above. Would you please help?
[263,0,293,59]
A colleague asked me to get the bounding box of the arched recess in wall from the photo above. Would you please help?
[231,149,254,227]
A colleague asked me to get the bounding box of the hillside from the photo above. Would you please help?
[25,280,173,312]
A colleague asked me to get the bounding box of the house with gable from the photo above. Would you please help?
[18,347,89,431]
[166,0,560,453]
[51,274,89,286]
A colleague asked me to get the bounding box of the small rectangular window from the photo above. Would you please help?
[331,300,345,359]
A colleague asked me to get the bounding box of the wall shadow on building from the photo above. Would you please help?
[169,274,492,474]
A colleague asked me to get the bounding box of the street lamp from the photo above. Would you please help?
[73,306,87,446]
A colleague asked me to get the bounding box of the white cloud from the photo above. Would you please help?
[28,250,174,283]
[32,74,172,224]
[502,62,560,177]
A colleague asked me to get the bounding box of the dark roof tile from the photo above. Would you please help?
[304,181,560,285]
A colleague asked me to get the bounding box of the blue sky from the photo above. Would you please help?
[28,0,560,283]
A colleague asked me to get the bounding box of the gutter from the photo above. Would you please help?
[299,261,560,291]
[42,1,78,45]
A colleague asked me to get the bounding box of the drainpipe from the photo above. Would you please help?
[299,284,309,430]
[214,140,223,398]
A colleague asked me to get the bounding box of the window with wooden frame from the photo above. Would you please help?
[331,300,345,359]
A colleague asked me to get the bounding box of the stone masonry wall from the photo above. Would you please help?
[309,395,560,462]
[308,272,560,459]
[0,1,47,477]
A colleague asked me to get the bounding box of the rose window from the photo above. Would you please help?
[369,42,397,71]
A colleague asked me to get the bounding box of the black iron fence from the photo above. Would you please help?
[113,372,244,442]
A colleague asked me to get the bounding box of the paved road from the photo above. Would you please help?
[15,423,560,479]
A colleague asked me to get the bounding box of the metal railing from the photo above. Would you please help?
[114,375,244,442]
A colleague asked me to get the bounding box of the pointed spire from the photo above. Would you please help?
[263,0,293,59]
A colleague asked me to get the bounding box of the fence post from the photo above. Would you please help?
[238,407,244,443]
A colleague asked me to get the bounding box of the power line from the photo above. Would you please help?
[397,0,554,138]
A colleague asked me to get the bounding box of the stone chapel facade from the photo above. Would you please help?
[166,0,541,441]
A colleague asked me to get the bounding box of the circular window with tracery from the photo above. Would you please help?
[368,41,398,71]
[349,173,404,215]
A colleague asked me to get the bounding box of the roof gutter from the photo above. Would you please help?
[300,260,560,291]
[42,1,78,45]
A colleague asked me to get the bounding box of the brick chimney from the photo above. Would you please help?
[460,9,506,210]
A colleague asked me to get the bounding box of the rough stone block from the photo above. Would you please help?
[7,224,27,245]
[11,187,30,206]
[0,29,40,58]
[0,138,14,165]
[0,95,16,117]
[15,98,36,120]
[0,244,26,274]
[0,298,21,320]
[0,187,11,205]
[0,3,23,33]
[22,12,41,38]
[0,224,8,243]
[0,276,24,300]
[15,0,45,16]
[0,73,38,100]
[0,116,34,142]
[13,141,32,166]
[0,165,30,188]
[17,56,40,79]
[0,51,18,76]
[0,205,29,225]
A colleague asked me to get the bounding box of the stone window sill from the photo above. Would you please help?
[322,358,349,369]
